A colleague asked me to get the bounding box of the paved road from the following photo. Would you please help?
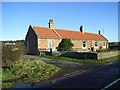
[36,59,120,89]
[107,80,120,88]
[12,55,120,89]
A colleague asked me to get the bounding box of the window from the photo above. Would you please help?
[103,41,106,48]
[82,41,87,49]
[103,42,106,46]
[48,41,53,49]
[95,41,98,48]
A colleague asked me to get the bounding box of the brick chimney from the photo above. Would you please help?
[99,30,101,34]
[49,19,54,29]
[80,26,84,33]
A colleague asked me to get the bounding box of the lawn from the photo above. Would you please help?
[2,59,61,88]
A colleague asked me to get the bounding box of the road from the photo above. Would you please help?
[35,59,120,89]
[12,56,120,89]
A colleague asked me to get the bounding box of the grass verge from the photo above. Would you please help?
[2,59,61,88]
[41,55,120,64]
[40,55,120,75]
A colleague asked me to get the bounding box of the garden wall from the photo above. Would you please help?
[97,50,120,59]
[60,52,97,59]
[52,50,120,60]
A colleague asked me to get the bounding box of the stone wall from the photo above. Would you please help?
[97,50,120,59]
[52,50,120,60]
[60,52,97,59]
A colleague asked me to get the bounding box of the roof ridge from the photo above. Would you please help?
[33,26,78,32]
[55,28,80,33]
[84,32,99,35]
[56,28,99,35]
[33,26,98,35]
[31,25,107,41]
[32,26,49,29]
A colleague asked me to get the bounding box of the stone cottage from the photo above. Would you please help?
[25,19,108,55]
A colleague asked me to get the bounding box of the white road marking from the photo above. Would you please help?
[101,78,120,90]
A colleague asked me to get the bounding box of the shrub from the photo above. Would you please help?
[2,45,22,67]
[96,49,112,52]
[56,39,74,51]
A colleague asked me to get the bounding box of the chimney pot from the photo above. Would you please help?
[99,30,101,34]
[49,19,54,29]
[50,19,53,22]
[80,25,84,33]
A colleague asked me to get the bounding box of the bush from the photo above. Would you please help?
[56,39,74,51]
[2,45,22,67]
[96,49,106,52]
[96,49,115,53]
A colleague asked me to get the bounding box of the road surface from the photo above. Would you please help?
[35,59,120,89]
[12,56,120,89]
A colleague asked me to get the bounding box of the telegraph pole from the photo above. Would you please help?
[103,29,104,35]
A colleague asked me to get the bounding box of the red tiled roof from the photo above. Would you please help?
[32,26,59,39]
[56,29,108,41]
[32,26,108,41]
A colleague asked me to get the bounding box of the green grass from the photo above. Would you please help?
[2,59,61,88]
[40,55,120,73]
[41,55,120,64]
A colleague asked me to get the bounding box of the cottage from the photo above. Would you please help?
[25,19,108,55]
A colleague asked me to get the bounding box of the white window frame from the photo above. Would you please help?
[94,41,98,48]
[103,41,106,48]
[82,41,87,49]
[48,41,53,49]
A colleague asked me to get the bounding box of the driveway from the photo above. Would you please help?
[24,55,85,77]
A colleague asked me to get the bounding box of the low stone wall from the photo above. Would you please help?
[60,52,97,59]
[97,50,120,59]
[52,50,120,60]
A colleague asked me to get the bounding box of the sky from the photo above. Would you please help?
[1,2,119,42]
